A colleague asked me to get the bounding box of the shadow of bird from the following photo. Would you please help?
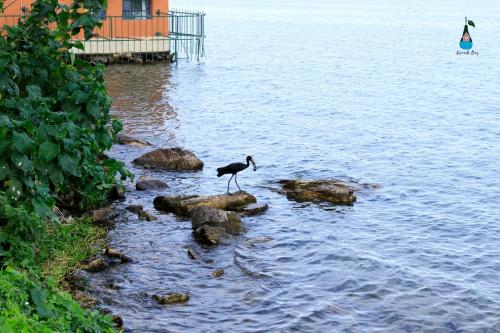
[217,156,257,193]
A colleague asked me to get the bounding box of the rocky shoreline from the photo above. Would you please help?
[67,134,370,329]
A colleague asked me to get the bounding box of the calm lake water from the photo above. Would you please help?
[91,1,500,331]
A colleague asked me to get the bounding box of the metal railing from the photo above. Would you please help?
[169,9,206,62]
[0,9,205,63]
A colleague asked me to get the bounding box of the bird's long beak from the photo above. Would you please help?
[251,159,257,171]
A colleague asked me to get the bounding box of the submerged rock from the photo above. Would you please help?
[126,204,144,213]
[191,206,244,234]
[133,148,203,170]
[154,192,256,217]
[138,210,157,221]
[84,258,108,272]
[244,236,273,247]
[212,268,224,278]
[187,247,200,260]
[279,179,357,205]
[136,179,168,191]
[103,248,132,263]
[153,293,190,305]
[234,203,269,216]
[116,133,152,147]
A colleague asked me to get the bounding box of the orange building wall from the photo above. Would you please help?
[1,0,169,38]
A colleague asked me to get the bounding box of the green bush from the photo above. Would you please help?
[0,267,116,332]
[0,0,131,216]
[1,0,132,331]
[0,193,45,269]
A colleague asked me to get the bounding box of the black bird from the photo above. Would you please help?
[217,156,257,193]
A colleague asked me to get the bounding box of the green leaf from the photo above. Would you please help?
[30,285,53,319]
[87,100,100,119]
[72,41,85,51]
[0,127,7,139]
[58,154,80,176]
[0,162,9,180]
[45,125,59,138]
[6,179,22,200]
[74,91,88,104]
[0,140,9,155]
[26,85,42,99]
[12,131,36,154]
[32,197,50,217]
[39,141,60,163]
[11,151,33,172]
[468,20,475,28]
[0,115,13,128]
[49,169,64,186]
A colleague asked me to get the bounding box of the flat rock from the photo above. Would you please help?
[154,191,256,217]
[279,179,357,205]
[91,207,116,225]
[191,206,244,234]
[136,179,168,191]
[84,258,108,272]
[116,133,152,147]
[133,148,203,170]
[153,293,190,305]
[234,203,269,216]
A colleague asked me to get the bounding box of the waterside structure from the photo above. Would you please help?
[0,0,205,62]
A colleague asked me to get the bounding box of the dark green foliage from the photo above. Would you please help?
[0,0,131,216]
[0,193,44,269]
[0,0,132,331]
[0,267,116,332]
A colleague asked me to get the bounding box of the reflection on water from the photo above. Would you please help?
[105,65,179,146]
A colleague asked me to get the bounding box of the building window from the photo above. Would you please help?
[123,0,152,19]
[95,9,106,20]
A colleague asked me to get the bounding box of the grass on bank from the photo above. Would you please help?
[41,218,107,283]
[0,202,117,332]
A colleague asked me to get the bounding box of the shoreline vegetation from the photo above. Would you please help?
[0,1,366,330]
[0,0,128,331]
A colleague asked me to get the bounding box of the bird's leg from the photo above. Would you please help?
[227,174,234,194]
[235,173,241,192]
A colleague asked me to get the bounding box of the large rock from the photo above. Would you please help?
[153,192,256,217]
[191,206,244,234]
[133,148,203,170]
[191,206,243,245]
[116,133,152,147]
[90,207,116,225]
[193,225,227,245]
[279,179,357,205]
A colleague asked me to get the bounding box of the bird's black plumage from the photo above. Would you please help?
[217,156,256,193]
[217,162,247,177]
